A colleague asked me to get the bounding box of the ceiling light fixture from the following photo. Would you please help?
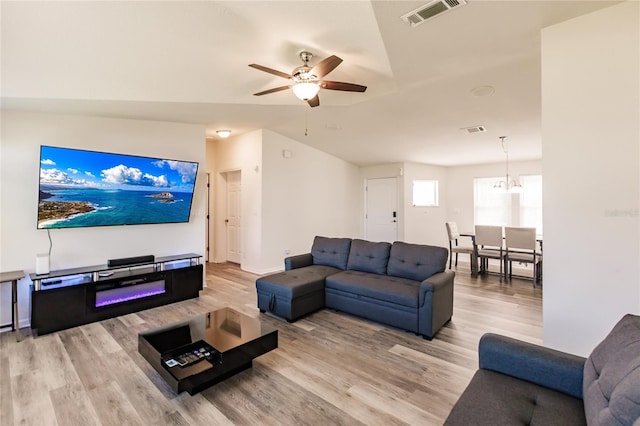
[292,82,320,101]
[494,136,522,193]
[216,130,231,138]
[290,52,321,101]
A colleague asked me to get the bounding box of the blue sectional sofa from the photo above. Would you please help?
[256,236,455,340]
[445,314,640,425]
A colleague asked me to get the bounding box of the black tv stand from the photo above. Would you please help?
[29,253,203,336]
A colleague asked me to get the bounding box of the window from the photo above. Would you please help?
[473,174,543,233]
[519,175,543,233]
[474,177,512,226]
[413,180,439,206]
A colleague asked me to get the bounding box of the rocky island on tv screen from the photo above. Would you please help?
[37,145,199,229]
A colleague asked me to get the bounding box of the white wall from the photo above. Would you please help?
[541,2,640,356]
[210,129,361,275]
[402,162,449,248]
[0,110,207,328]
[261,130,361,272]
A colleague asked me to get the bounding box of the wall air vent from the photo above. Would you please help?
[401,0,467,27]
[461,125,487,134]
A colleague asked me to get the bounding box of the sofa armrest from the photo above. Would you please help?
[284,253,313,271]
[419,270,454,305]
[479,333,586,399]
[417,271,454,338]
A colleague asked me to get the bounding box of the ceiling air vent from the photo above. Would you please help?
[401,0,467,27]
[461,125,487,134]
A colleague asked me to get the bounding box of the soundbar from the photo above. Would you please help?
[107,255,155,268]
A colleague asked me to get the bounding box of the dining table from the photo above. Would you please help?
[459,231,542,278]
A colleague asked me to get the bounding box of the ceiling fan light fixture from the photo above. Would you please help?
[249,51,366,107]
[292,82,320,101]
[216,130,232,138]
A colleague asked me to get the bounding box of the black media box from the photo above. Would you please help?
[107,255,155,268]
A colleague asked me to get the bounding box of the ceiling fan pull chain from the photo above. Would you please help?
[305,111,308,136]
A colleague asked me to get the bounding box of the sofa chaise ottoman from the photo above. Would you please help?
[445,313,640,425]
[255,265,334,322]
[256,237,351,322]
[256,236,455,339]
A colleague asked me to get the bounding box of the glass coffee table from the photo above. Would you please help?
[139,307,278,395]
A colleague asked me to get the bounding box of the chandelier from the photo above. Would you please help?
[494,136,522,193]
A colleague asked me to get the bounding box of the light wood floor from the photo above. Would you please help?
[0,261,542,425]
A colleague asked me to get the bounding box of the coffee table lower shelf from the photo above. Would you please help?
[138,308,278,395]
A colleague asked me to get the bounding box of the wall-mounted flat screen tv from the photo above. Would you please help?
[37,145,199,229]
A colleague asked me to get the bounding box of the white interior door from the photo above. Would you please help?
[365,177,398,243]
[225,171,241,264]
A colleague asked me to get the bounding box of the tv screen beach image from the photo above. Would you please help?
[37,146,198,229]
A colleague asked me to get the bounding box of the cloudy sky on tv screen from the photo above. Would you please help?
[37,146,198,229]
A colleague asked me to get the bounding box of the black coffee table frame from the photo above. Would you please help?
[139,307,278,395]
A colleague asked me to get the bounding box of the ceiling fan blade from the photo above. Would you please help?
[307,95,320,107]
[253,85,292,96]
[320,81,367,92]
[311,55,343,78]
[248,64,292,80]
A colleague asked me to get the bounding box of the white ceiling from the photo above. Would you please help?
[1,1,620,166]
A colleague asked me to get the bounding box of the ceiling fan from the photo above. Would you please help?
[249,51,367,107]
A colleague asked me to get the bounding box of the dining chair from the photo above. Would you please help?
[504,226,542,286]
[445,222,474,270]
[474,225,506,281]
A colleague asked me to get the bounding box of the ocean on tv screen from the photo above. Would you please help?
[37,146,198,229]
[38,187,194,228]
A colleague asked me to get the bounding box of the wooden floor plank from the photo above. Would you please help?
[50,383,102,426]
[86,381,146,426]
[349,381,442,426]
[57,328,112,391]
[0,354,14,426]
[99,349,179,424]
[172,392,235,426]
[36,333,83,392]
[259,353,406,426]
[11,369,58,426]
[1,261,542,425]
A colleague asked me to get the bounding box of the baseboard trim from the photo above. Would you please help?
[243,266,283,275]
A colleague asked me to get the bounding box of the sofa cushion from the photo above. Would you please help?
[387,241,448,282]
[311,236,352,270]
[346,239,392,275]
[325,270,419,308]
[444,369,586,425]
[256,265,339,298]
[583,314,640,425]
